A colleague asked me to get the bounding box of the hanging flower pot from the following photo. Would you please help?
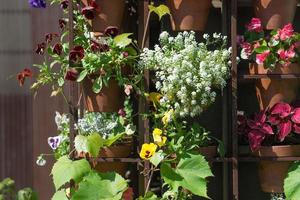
[166,0,212,31]
[199,146,217,159]
[249,63,300,110]
[253,0,298,30]
[255,145,300,193]
[94,143,133,176]
[82,77,124,112]
[81,0,126,32]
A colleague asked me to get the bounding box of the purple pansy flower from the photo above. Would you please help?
[48,136,62,150]
[28,0,46,8]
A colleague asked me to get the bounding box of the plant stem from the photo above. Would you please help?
[141,11,151,49]
[145,165,155,194]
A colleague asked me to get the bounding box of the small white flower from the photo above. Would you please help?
[36,155,46,166]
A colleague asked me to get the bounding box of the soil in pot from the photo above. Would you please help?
[254,145,300,193]
[94,143,133,177]
[253,0,298,30]
[81,0,126,32]
[82,78,124,112]
[249,63,300,110]
[166,0,212,31]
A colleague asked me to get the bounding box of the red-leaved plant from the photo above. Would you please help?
[238,102,300,151]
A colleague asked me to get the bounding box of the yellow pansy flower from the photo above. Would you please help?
[139,143,158,160]
[162,109,174,125]
[152,128,167,147]
[146,92,162,108]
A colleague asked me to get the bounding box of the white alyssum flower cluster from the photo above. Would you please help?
[140,31,231,117]
[76,112,119,139]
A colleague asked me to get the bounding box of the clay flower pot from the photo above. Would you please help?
[81,0,126,32]
[254,145,300,193]
[82,78,124,112]
[94,144,132,176]
[249,63,300,110]
[253,0,298,30]
[199,145,217,159]
[166,0,212,31]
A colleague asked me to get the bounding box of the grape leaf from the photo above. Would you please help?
[51,156,91,190]
[51,190,68,200]
[284,161,300,200]
[114,33,133,48]
[148,4,170,20]
[72,171,127,200]
[74,134,104,157]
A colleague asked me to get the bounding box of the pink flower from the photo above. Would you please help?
[124,84,133,96]
[277,46,295,66]
[241,42,252,59]
[246,18,263,32]
[118,108,126,117]
[275,23,294,41]
[256,50,270,64]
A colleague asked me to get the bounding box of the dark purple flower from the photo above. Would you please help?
[28,0,46,8]
[35,42,46,55]
[59,19,67,29]
[48,136,62,150]
[69,46,84,63]
[81,1,100,20]
[65,68,79,81]
[118,108,126,117]
[104,26,119,38]
[60,0,68,9]
[90,40,109,52]
[17,68,33,87]
[45,33,59,43]
[53,43,63,55]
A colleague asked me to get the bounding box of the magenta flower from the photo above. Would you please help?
[123,51,129,58]
[48,136,62,150]
[28,0,46,8]
[69,46,84,63]
[241,42,252,59]
[53,43,63,55]
[81,1,100,20]
[35,42,46,55]
[65,68,79,81]
[104,26,119,38]
[45,33,59,43]
[291,108,300,134]
[277,46,295,66]
[118,108,126,117]
[275,23,294,41]
[256,50,270,64]
[247,112,273,151]
[246,18,263,33]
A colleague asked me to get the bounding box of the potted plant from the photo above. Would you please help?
[81,0,126,32]
[238,102,300,193]
[240,18,300,110]
[136,31,230,199]
[166,0,212,31]
[253,0,298,30]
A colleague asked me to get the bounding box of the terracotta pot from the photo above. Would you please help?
[166,0,212,31]
[249,63,300,110]
[254,145,300,193]
[253,0,298,30]
[94,144,132,176]
[199,146,217,159]
[82,78,124,112]
[81,0,126,32]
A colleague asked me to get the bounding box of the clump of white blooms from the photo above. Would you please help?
[140,31,231,117]
[76,112,120,139]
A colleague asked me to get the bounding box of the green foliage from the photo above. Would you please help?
[114,33,133,48]
[17,188,38,200]
[51,156,91,190]
[51,190,68,200]
[284,161,300,200]
[74,134,104,157]
[150,150,164,167]
[138,192,159,200]
[72,171,127,200]
[148,4,170,20]
[161,153,213,199]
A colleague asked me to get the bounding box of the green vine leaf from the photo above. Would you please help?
[92,78,103,93]
[284,161,300,200]
[150,150,164,167]
[72,171,128,200]
[148,4,170,20]
[77,70,88,82]
[51,190,68,200]
[114,33,133,48]
[161,153,213,198]
[74,134,104,157]
[51,156,91,191]
[138,192,159,200]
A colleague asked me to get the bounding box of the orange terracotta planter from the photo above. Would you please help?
[166,0,212,31]
[81,0,126,32]
[199,145,218,159]
[254,145,300,193]
[253,0,298,30]
[94,144,132,176]
[82,78,124,112]
[249,63,300,110]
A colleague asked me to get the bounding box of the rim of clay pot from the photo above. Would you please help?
[254,144,300,157]
[249,63,300,75]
